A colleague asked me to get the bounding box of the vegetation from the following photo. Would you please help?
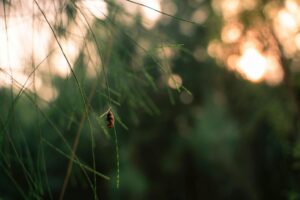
[1,0,300,199]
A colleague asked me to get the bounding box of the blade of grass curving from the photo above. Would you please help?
[98,8,173,108]
[35,104,97,193]
[53,4,104,198]
[99,12,171,80]
[0,59,55,191]
[0,117,37,194]
[2,0,15,171]
[33,1,98,198]
[73,2,112,106]
[82,23,121,190]
[69,3,118,194]
[96,119,111,139]
[113,112,129,131]
[28,96,96,199]
[40,139,53,200]
[58,110,91,200]
[31,1,43,196]
[0,152,28,199]
[167,87,176,105]
[1,68,98,197]
[22,87,99,198]
[138,88,160,115]
[181,85,192,95]
[17,124,42,196]
[2,0,13,106]
[103,10,189,97]
[97,93,121,106]
[33,0,89,116]
[42,139,110,180]
[2,48,56,130]
[125,0,198,24]
[76,6,121,190]
[89,2,159,90]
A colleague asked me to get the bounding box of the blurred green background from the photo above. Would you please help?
[1,0,300,199]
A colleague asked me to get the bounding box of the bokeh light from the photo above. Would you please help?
[168,74,182,89]
[221,22,243,43]
[0,0,108,101]
[208,0,300,85]
[237,47,267,82]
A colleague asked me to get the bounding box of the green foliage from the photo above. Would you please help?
[1,0,300,199]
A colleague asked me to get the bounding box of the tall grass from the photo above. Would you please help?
[0,0,193,199]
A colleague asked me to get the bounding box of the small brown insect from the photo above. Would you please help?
[106,110,115,128]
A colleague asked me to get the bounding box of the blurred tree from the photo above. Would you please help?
[1,0,300,199]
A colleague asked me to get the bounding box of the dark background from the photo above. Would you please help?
[1,0,300,199]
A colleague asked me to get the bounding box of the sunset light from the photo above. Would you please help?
[0,0,108,101]
[221,22,243,43]
[237,48,267,82]
[208,0,300,85]
[168,74,182,89]
[140,0,161,29]
[3,1,300,198]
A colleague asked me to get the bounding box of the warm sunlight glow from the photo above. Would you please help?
[140,0,161,29]
[222,0,241,14]
[295,33,300,50]
[272,1,300,57]
[78,0,108,20]
[285,0,299,14]
[141,0,161,21]
[221,22,243,43]
[242,0,257,10]
[264,56,284,85]
[83,41,101,78]
[0,0,108,101]
[237,48,267,82]
[168,74,182,89]
[210,0,290,85]
[51,38,82,78]
[212,0,242,18]
[226,54,239,70]
[37,84,58,102]
[226,50,284,84]
[278,10,298,33]
[157,46,176,60]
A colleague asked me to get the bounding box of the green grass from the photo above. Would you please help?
[0,0,192,199]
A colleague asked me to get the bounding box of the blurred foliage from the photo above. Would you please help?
[1,0,300,199]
